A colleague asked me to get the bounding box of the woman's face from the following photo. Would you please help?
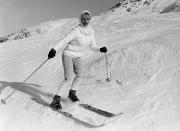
[80,13,91,27]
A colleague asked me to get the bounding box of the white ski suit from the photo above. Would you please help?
[54,25,99,58]
[54,25,100,96]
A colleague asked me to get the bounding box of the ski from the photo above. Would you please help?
[49,106,105,128]
[57,110,105,128]
[52,107,123,128]
[33,97,122,127]
[79,103,123,117]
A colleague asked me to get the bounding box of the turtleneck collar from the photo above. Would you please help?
[78,25,92,35]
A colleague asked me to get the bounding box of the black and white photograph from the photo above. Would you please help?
[0,0,180,131]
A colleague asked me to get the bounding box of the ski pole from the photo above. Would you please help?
[1,58,49,105]
[105,53,111,82]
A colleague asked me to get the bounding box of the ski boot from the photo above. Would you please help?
[68,90,79,102]
[50,95,62,110]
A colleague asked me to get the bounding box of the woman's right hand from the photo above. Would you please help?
[48,48,56,59]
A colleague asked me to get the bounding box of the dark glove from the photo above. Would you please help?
[48,48,56,59]
[100,46,107,53]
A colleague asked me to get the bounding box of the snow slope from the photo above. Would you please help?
[1,0,180,131]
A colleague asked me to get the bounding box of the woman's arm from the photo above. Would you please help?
[90,30,100,52]
[54,28,77,51]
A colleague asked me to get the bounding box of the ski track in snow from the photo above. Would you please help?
[1,1,180,131]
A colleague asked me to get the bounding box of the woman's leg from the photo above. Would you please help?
[68,57,83,101]
[70,57,84,90]
[56,54,73,96]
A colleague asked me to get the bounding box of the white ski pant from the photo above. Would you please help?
[56,54,84,96]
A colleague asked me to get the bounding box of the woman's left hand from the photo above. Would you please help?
[100,46,107,53]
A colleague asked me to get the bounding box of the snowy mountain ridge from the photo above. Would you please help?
[0,0,180,43]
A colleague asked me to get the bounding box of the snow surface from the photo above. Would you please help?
[0,0,180,131]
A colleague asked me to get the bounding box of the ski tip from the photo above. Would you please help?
[110,112,123,117]
[94,123,105,128]
[117,112,123,116]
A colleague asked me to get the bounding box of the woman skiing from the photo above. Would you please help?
[48,10,107,110]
